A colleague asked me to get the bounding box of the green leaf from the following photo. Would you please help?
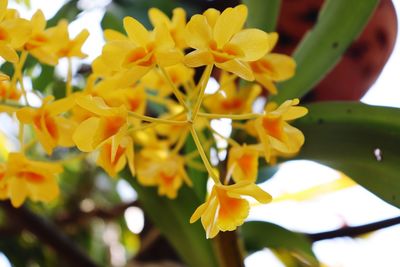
[124,174,218,267]
[294,102,400,208]
[47,0,80,27]
[241,221,318,266]
[242,0,281,32]
[271,0,378,104]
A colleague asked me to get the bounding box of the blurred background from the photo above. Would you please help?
[0,0,400,266]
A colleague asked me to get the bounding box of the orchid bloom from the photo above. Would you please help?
[190,181,271,238]
[0,153,62,207]
[184,5,273,80]
[17,95,77,155]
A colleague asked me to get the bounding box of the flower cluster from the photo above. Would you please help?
[0,2,307,238]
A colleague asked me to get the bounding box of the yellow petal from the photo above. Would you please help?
[185,14,212,50]
[263,53,296,81]
[31,10,46,32]
[216,60,254,81]
[104,29,128,42]
[184,49,213,67]
[227,182,272,203]
[203,8,220,28]
[230,29,270,61]
[0,0,7,21]
[16,107,35,123]
[72,117,100,152]
[155,49,183,67]
[149,8,170,27]
[154,23,175,50]
[0,44,18,63]
[47,96,76,116]
[213,5,247,48]
[123,16,150,47]
[9,177,29,207]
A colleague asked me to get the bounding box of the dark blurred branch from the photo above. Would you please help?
[0,201,99,267]
[307,215,400,242]
[55,200,139,225]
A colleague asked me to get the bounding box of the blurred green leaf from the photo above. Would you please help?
[47,0,81,27]
[125,174,218,267]
[257,163,279,184]
[271,0,378,104]
[242,0,281,32]
[241,221,318,266]
[294,102,400,208]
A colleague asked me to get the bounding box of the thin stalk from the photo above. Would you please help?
[128,111,187,125]
[189,126,219,184]
[18,122,24,152]
[66,57,73,96]
[191,65,213,120]
[158,67,189,111]
[198,112,261,120]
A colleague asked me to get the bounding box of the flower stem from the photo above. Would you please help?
[128,111,187,125]
[198,112,261,120]
[12,51,29,105]
[158,67,189,111]
[66,57,73,96]
[191,65,213,120]
[18,122,24,152]
[189,126,220,184]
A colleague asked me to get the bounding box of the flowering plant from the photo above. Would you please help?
[0,0,397,266]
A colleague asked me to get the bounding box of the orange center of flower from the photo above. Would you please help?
[33,112,58,140]
[216,188,245,220]
[160,171,175,187]
[262,116,284,141]
[18,171,45,183]
[209,41,243,63]
[221,98,243,112]
[102,116,126,140]
[25,34,49,50]
[237,153,254,177]
[0,27,8,41]
[250,59,273,75]
[128,97,141,112]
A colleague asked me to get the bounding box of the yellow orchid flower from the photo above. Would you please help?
[0,162,8,199]
[190,181,271,238]
[149,7,187,49]
[96,131,135,178]
[72,95,128,152]
[17,95,77,155]
[55,20,89,59]
[97,16,183,83]
[24,10,62,65]
[137,148,192,199]
[252,99,308,162]
[0,80,21,101]
[203,72,261,114]
[0,0,31,63]
[184,5,272,80]
[0,153,62,207]
[227,145,260,183]
[249,33,296,94]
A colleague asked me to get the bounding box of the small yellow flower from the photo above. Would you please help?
[184,5,271,80]
[149,7,187,49]
[97,16,183,83]
[137,148,192,199]
[0,0,31,63]
[72,95,128,152]
[55,20,89,59]
[0,80,21,101]
[252,99,308,162]
[249,33,296,94]
[17,95,77,155]
[203,72,261,114]
[227,145,259,183]
[190,181,271,238]
[0,153,62,207]
[96,132,135,178]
